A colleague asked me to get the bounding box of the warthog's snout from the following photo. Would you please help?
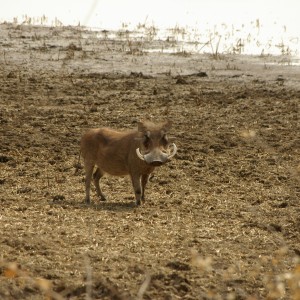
[150,161,164,167]
[136,143,177,166]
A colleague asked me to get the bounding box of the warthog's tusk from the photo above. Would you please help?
[136,148,145,161]
[136,144,177,162]
[167,143,177,159]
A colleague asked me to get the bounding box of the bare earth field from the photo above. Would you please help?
[0,23,300,299]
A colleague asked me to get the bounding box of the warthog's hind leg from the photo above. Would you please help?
[84,163,94,204]
[93,167,106,201]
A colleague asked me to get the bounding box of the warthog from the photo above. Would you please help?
[80,120,177,206]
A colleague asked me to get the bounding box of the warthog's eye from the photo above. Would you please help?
[143,134,150,148]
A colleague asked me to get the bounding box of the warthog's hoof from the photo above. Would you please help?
[99,195,107,201]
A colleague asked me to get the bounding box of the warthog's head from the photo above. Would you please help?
[136,120,177,166]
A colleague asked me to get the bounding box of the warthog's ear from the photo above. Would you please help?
[162,120,172,132]
[137,121,147,133]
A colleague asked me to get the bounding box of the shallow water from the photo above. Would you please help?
[89,24,300,60]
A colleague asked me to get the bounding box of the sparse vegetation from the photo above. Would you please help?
[2,16,298,58]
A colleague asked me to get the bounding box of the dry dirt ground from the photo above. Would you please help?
[0,23,300,299]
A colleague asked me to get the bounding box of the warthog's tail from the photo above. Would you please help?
[74,151,83,174]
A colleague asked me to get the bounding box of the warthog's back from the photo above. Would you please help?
[80,128,137,176]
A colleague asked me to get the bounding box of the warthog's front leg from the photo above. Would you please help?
[130,174,142,206]
[141,174,150,202]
